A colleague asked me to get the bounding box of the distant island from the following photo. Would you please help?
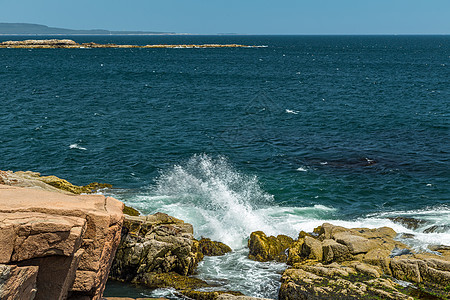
[0,23,174,35]
[0,39,254,49]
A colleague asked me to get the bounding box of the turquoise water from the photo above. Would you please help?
[1,35,449,298]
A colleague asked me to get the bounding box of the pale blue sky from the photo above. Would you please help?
[1,0,449,34]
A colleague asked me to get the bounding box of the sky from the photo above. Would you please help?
[0,0,449,35]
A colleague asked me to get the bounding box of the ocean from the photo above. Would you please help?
[0,35,449,298]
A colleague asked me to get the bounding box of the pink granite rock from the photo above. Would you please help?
[0,184,124,300]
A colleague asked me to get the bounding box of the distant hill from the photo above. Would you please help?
[0,23,172,35]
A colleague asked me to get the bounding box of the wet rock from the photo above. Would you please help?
[197,238,232,256]
[428,245,450,252]
[388,216,428,230]
[423,225,450,234]
[398,233,415,239]
[390,247,413,258]
[248,231,294,262]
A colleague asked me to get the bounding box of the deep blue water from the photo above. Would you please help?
[1,35,449,297]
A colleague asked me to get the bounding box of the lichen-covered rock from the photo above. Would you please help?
[197,238,232,256]
[109,213,203,284]
[248,231,294,262]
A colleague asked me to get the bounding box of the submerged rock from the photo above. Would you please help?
[248,231,294,262]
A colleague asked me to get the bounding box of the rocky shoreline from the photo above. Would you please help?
[1,171,449,299]
[0,39,255,49]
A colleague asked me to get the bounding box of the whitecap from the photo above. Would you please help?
[296,166,307,172]
[69,144,87,150]
[285,109,299,114]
